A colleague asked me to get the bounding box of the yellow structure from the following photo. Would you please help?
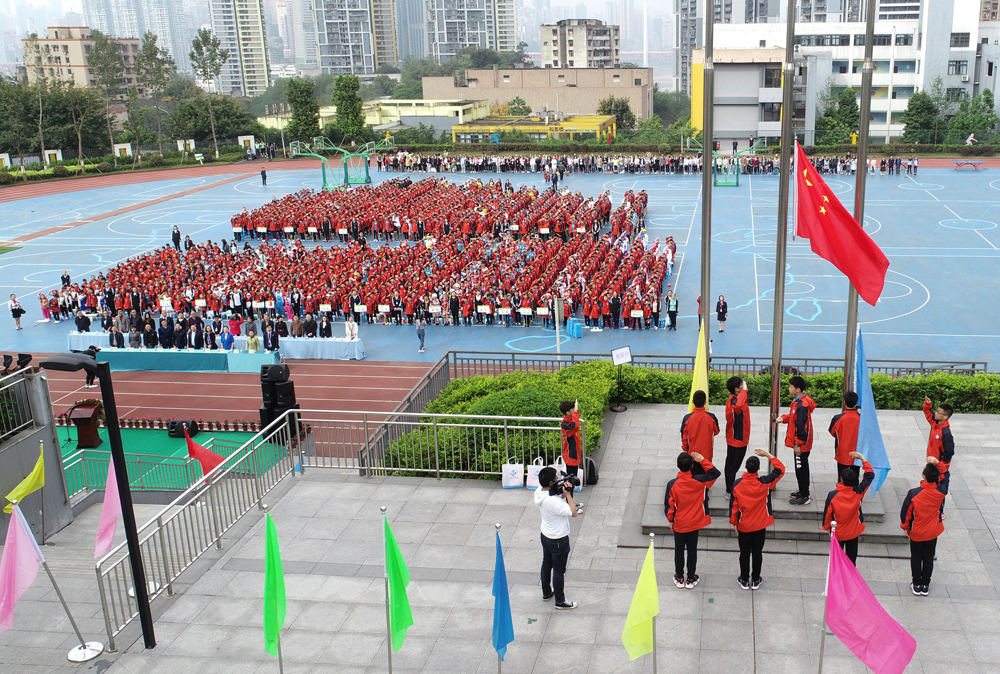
[450,114,617,143]
[258,99,491,131]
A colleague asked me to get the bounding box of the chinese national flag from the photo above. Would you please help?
[795,142,889,306]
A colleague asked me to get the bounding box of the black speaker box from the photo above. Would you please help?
[260,363,290,383]
[275,381,296,407]
[259,404,276,428]
[168,419,198,438]
[262,381,277,407]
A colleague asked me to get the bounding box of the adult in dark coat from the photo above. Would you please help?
[158,319,174,347]
[108,326,125,347]
[75,311,91,332]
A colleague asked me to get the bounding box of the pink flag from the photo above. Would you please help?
[94,459,122,559]
[826,532,916,674]
[0,505,45,633]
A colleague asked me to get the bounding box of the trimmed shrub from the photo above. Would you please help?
[96,162,112,173]
[52,165,70,177]
[0,172,15,185]
[146,154,164,167]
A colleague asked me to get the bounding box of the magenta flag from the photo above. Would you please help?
[95,459,122,559]
[826,533,916,674]
[0,505,45,633]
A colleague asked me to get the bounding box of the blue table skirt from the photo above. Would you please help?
[227,350,280,372]
[98,348,230,372]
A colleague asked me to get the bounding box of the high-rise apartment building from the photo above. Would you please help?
[427,0,516,62]
[83,0,189,73]
[315,0,376,75]
[395,0,426,59]
[210,0,270,96]
[276,0,318,69]
[540,19,620,68]
[22,26,143,95]
[371,0,398,68]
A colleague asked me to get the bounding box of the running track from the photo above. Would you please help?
[42,359,431,423]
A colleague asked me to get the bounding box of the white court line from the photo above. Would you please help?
[749,173,761,331]
[671,251,686,293]
[906,174,998,250]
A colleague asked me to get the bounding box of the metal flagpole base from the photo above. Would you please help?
[128,582,161,598]
[609,403,628,413]
[68,642,104,662]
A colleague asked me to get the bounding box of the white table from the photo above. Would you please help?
[233,336,365,360]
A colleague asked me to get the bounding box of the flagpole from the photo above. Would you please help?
[382,505,393,674]
[699,0,714,381]
[649,532,657,674]
[817,520,835,674]
[497,523,503,674]
[276,632,285,674]
[767,0,798,456]
[843,0,878,397]
[40,441,46,544]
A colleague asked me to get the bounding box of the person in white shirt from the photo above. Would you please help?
[345,315,359,340]
[534,467,579,610]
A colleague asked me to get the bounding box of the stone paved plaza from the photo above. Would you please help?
[4,403,1000,674]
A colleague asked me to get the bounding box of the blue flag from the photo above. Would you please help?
[492,531,515,660]
[855,328,890,495]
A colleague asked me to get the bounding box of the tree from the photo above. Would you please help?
[122,86,149,167]
[0,77,33,178]
[900,90,939,143]
[135,32,176,155]
[60,83,102,168]
[834,87,860,130]
[947,89,1000,143]
[333,75,366,140]
[285,78,321,141]
[816,76,840,117]
[597,95,637,130]
[88,30,126,152]
[508,96,531,116]
[189,28,230,158]
[22,34,48,165]
[652,85,690,126]
[173,95,263,141]
[621,61,640,68]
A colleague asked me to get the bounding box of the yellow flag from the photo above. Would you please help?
[621,543,659,660]
[4,444,45,513]
[688,320,710,412]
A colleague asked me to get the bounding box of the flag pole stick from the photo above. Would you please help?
[650,531,657,674]
[382,505,393,674]
[276,631,285,674]
[843,0,878,397]
[40,441,47,544]
[497,522,503,674]
[699,0,714,391]
[817,521,836,674]
[767,0,798,457]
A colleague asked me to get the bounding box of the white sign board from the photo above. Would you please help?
[611,346,632,366]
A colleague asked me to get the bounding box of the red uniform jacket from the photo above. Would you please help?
[664,459,721,533]
[728,457,785,532]
[561,410,582,467]
[923,400,954,474]
[725,389,751,448]
[781,393,816,452]
[900,479,948,542]
[828,409,860,466]
[821,460,875,540]
[680,407,721,461]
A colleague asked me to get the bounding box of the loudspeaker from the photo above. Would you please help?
[259,404,276,428]
[275,381,295,407]
[168,419,198,438]
[262,381,277,407]
[260,363,289,383]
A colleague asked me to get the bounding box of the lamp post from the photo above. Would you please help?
[39,355,156,650]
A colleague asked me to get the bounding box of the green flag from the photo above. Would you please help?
[384,516,413,652]
[263,513,286,657]
[621,543,659,660]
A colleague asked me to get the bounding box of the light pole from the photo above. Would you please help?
[39,355,156,650]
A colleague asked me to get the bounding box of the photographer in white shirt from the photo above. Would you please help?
[534,466,579,610]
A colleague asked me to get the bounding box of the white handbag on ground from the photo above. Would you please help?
[551,457,582,492]
[501,462,525,489]
[526,457,545,490]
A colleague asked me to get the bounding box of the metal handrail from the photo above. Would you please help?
[0,368,35,445]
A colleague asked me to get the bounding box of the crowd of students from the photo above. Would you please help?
[665,376,955,596]
[375,152,707,176]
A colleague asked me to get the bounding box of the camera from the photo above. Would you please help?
[548,472,581,496]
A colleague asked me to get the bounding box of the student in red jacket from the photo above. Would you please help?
[778,376,816,506]
[664,451,720,589]
[923,397,955,475]
[821,451,875,565]
[560,400,582,478]
[724,376,751,499]
[681,390,720,463]
[829,391,861,480]
[900,458,949,595]
[729,448,784,590]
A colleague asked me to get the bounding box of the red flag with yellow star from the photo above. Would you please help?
[795,142,889,306]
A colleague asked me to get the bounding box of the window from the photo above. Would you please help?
[951,32,970,47]
[634,78,642,85]
[613,74,620,81]
[946,87,966,101]
[761,102,781,121]
[568,60,574,66]
[764,67,781,87]
[760,39,766,47]
[989,61,995,76]
[796,34,851,46]
[948,60,968,75]
[854,34,891,45]
[895,34,913,46]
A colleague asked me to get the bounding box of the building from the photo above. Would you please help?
[82,0,189,73]
[210,0,270,96]
[426,0,516,63]
[315,0,376,76]
[450,112,617,142]
[540,18,620,69]
[423,66,654,119]
[395,0,426,60]
[690,47,827,146]
[371,0,398,69]
[277,0,318,71]
[22,26,143,96]
[257,99,491,132]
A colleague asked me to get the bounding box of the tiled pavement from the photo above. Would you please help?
[4,403,1000,673]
